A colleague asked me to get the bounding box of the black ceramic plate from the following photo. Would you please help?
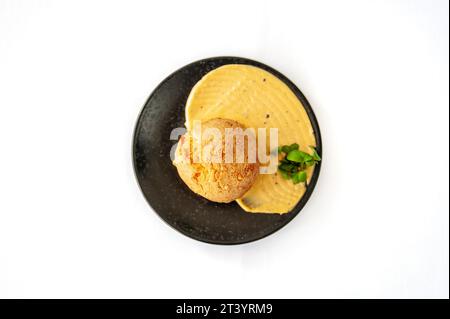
[133,57,322,245]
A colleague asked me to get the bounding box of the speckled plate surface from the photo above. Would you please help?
[133,57,322,245]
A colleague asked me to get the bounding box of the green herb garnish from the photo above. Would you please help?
[281,145,291,154]
[277,144,321,185]
[279,163,295,172]
[310,146,321,161]
[292,171,307,184]
[279,169,291,180]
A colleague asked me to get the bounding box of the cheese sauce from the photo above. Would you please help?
[185,64,316,213]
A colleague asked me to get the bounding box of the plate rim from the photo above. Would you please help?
[132,56,322,245]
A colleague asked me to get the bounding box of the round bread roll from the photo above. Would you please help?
[173,118,259,203]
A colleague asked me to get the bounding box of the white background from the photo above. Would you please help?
[0,0,448,299]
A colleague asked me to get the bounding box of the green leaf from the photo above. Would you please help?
[286,150,303,162]
[305,160,315,167]
[303,154,313,162]
[281,145,291,154]
[309,146,321,161]
[278,146,283,154]
[278,169,291,180]
[287,150,311,163]
[288,143,299,151]
[292,171,307,184]
[279,163,295,172]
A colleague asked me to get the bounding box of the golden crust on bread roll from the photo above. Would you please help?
[173,118,259,203]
